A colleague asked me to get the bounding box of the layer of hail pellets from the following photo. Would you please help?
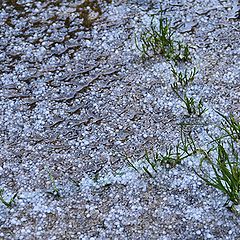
[0,0,239,239]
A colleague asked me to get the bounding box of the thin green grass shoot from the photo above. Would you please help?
[171,66,197,90]
[172,88,207,117]
[0,188,17,208]
[46,167,61,198]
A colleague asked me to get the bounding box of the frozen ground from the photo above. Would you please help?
[0,0,239,239]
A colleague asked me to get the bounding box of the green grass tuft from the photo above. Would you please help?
[216,111,240,143]
[195,140,240,208]
[171,66,197,90]
[172,88,208,117]
[135,8,191,63]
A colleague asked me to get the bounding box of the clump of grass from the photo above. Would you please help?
[180,113,240,212]
[135,8,191,63]
[216,111,240,143]
[171,66,197,90]
[173,41,191,63]
[156,142,189,168]
[135,9,174,59]
[125,150,163,178]
[0,189,17,208]
[127,127,214,178]
[182,95,207,117]
[141,146,184,177]
[172,88,207,117]
[129,130,200,177]
[128,148,177,178]
[140,138,194,176]
[141,146,189,177]
[195,140,240,210]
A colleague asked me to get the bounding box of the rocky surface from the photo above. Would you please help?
[0,0,239,239]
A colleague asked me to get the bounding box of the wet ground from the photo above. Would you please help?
[0,0,240,239]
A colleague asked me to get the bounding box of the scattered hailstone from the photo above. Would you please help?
[80,176,97,191]
[234,204,240,214]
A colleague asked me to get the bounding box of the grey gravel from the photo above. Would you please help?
[0,0,239,239]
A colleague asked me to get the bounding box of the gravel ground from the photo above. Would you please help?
[0,0,239,239]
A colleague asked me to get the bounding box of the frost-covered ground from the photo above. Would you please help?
[0,0,239,239]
